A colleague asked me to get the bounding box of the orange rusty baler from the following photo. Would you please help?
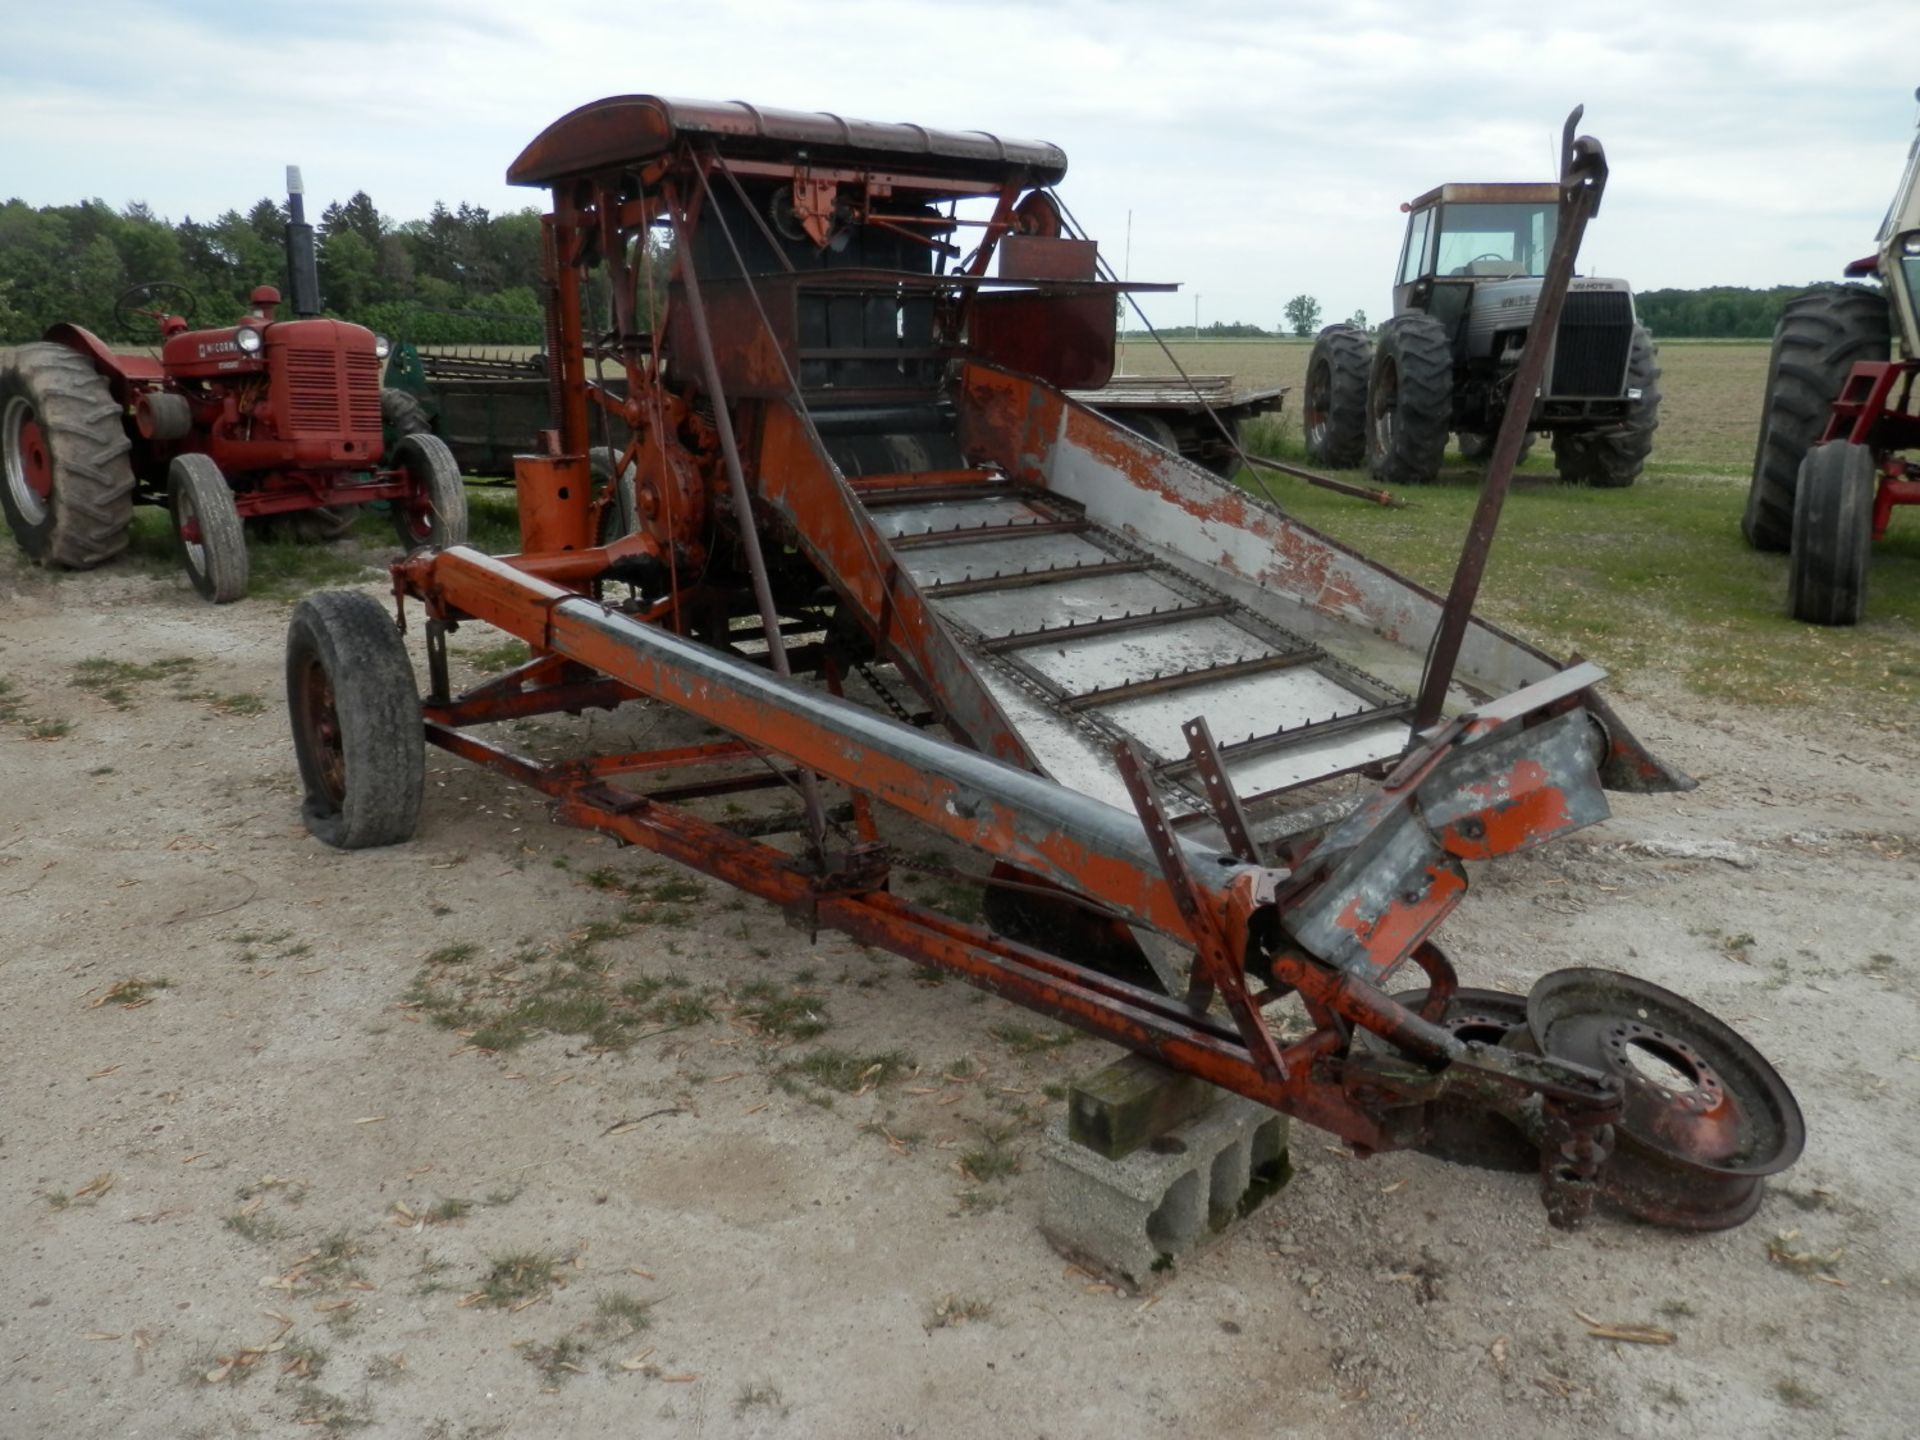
[285,97,1801,1230]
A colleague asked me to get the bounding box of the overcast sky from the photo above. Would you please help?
[5,0,1918,332]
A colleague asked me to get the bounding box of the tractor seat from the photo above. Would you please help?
[1454,259,1528,278]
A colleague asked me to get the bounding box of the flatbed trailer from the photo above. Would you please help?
[287,95,1800,1234]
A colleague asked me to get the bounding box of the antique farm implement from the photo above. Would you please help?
[285,96,1801,1230]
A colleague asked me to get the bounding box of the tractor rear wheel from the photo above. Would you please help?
[1744,285,1890,551]
[389,432,468,550]
[1550,326,1662,488]
[1303,324,1370,467]
[1456,428,1535,465]
[1366,315,1452,486]
[167,453,248,603]
[286,590,423,849]
[1788,440,1875,626]
[0,342,135,567]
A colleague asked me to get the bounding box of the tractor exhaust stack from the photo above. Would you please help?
[284,164,323,319]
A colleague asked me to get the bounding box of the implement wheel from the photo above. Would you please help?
[168,453,248,603]
[389,431,468,550]
[0,342,136,567]
[1744,285,1889,551]
[1366,315,1451,486]
[1550,326,1662,488]
[1788,440,1876,626]
[286,590,424,850]
[1303,324,1370,467]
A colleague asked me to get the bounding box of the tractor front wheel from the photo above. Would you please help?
[1366,315,1452,486]
[1303,324,1370,468]
[0,342,136,567]
[1788,441,1875,626]
[168,453,248,603]
[286,590,424,849]
[389,432,468,550]
[1550,326,1662,488]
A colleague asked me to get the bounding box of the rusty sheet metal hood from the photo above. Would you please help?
[508,94,1068,189]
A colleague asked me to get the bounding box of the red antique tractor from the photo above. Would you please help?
[1743,91,1920,624]
[0,169,466,603]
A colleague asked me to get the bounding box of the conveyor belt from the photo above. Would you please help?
[853,467,1414,817]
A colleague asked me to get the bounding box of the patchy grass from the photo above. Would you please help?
[986,1022,1078,1055]
[473,1251,564,1308]
[592,1291,657,1337]
[734,1380,786,1417]
[196,690,266,717]
[27,718,72,739]
[466,639,531,675]
[1774,1376,1823,1411]
[91,976,170,1008]
[959,1120,1022,1182]
[70,655,197,710]
[734,979,830,1041]
[404,925,720,1053]
[926,1294,993,1330]
[782,1047,912,1094]
[224,1209,289,1244]
[523,1336,592,1385]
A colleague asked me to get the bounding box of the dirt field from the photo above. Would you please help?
[5,356,1918,1439]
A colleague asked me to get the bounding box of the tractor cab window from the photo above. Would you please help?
[1398,207,1434,286]
[1432,203,1557,278]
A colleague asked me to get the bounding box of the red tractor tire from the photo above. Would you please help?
[0,342,136,568]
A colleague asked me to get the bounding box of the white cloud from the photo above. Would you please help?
[3,0,1916,328]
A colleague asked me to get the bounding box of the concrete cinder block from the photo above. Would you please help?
[1040,1085,1291,1289]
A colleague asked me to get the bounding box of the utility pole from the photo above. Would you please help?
[1193,293,1200,340]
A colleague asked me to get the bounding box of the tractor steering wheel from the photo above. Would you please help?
[114,281,200,334]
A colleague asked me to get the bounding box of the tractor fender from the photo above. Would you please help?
[41,322,167,392]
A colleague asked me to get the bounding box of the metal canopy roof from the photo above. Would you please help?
[1406,181,1563,211]
[508,94,1069,190]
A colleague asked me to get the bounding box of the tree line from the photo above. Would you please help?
[0,192,567,347]
[0,191,1860,347]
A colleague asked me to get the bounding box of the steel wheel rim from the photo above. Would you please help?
[296,654,348,810]
[176,488,208,575]
[2,396,51,525]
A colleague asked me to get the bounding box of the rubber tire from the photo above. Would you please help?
[167,453,249,603]
[1550,326,1663,488]
[1456,429,1535,465]
[0,342,135,567]
[1117,411,1180,453]
[382,387,432,444]
[589,445,638,544]
[389,432,468,550]
[1743,285,1890,551]
[286,590,424,850]
[1788,441,1875,626]
[1366,314,1452,486]
[1303,324,1371,467]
